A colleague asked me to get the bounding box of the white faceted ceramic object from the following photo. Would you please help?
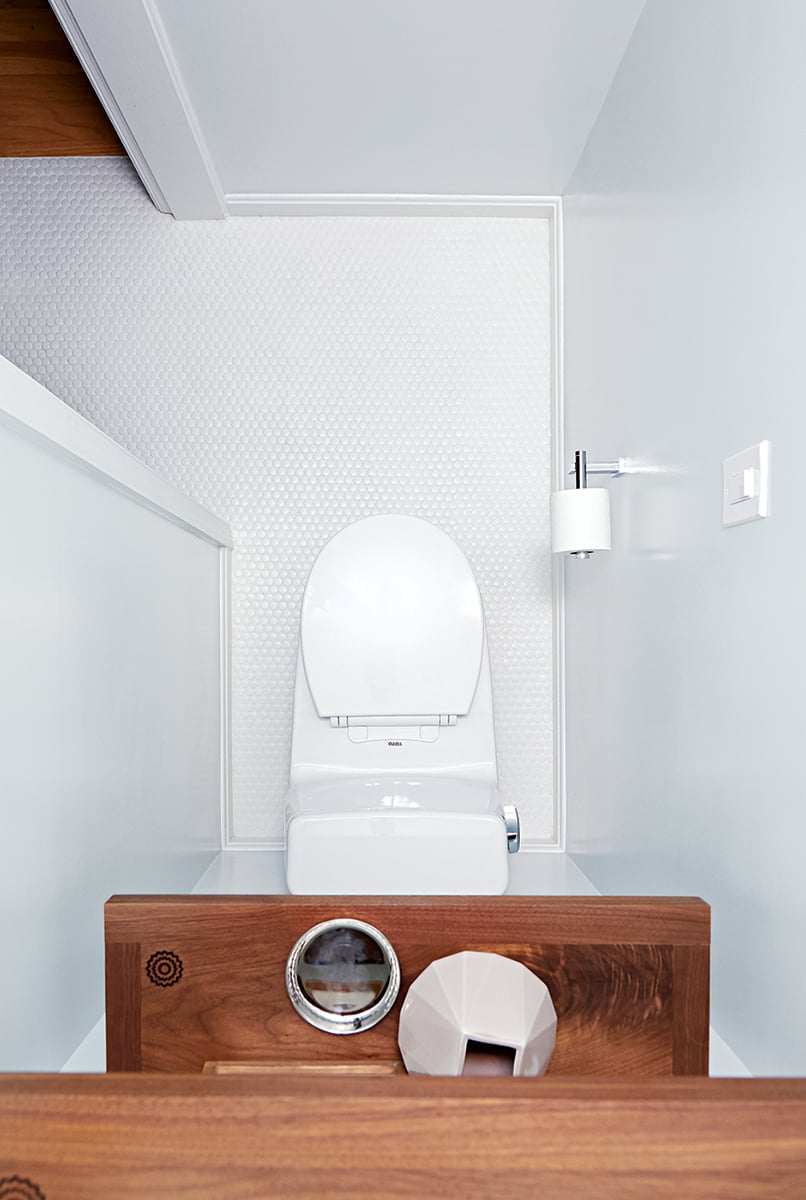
[398,951,557,1076]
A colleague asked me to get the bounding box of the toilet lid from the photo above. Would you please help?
[300,515,484,718]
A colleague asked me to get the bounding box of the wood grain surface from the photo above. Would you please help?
[105,895,710,1076]
[202,1059,406,1075]
[0,0,123,155]
[1,1074,804,1200]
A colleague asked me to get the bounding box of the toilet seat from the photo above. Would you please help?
[300,515,484,722]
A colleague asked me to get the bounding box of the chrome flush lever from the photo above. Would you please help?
[503,805,520,854]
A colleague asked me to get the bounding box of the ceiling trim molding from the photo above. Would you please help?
[225,194,562,218]
[48,0,225,219]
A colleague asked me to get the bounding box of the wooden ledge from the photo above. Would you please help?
[105,895,711,1075]
[0,1075,804,1199]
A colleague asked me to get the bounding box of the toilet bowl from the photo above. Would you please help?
[284,514,519,894]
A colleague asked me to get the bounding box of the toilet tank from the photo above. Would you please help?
[285,777,509,895]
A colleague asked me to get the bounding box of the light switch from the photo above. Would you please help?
[728,467,756,504]
[722,441,769,527]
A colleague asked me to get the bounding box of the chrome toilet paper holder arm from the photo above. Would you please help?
[568,449,627,485]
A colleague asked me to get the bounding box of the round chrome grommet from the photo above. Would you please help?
[285,918,401,1035]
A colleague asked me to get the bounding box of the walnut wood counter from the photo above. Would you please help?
[1,1074,804,1199]
[105,894,710,1075]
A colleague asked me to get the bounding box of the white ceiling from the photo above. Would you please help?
[51,0,645,217]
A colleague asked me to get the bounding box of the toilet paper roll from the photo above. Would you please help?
[550,487,611,554]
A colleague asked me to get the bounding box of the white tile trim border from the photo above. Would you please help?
[225,194,561,219]
[550,197,567,852]
[219,546,234,849]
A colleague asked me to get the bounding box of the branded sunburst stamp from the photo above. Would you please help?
[0,1177,46,1200]
[145,949,184,987]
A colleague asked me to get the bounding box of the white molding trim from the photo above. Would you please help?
[219,547,233,848]
[550,199,567,852]
[225,838,287,851]
[0,354,233,549]
[225,193,562,218]
[48,0,226,220]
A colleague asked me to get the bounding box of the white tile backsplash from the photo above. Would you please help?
[0,157,555,841]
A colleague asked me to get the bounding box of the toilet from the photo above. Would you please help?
[284,514,519,894]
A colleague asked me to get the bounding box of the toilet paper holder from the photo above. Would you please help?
[551,449,630,560]
[568,449,627,483]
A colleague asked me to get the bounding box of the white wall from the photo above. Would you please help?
[0,356,226,1069]
[0,158,557,845]
[152,0,644,198]
[564,0,806,1074]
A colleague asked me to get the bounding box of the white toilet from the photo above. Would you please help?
[284,514,519,894]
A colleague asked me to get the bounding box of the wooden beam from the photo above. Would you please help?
[0,0,122,155]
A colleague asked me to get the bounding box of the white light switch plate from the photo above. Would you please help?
[722,441,770,526]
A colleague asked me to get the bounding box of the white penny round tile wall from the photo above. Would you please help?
[0,157,555,843]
